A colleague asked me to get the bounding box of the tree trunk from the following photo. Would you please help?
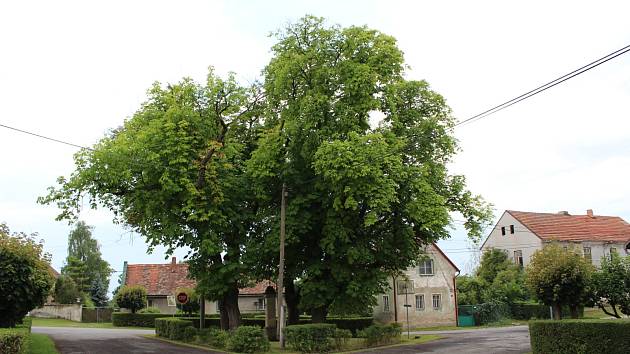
[218,299,229,330]
[569,305,579,319]
[285,280,300,325]
[552,303,562,320]
[223,285,241,330]
[311,306,328,323]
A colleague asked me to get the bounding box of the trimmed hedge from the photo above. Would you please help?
[326,317,373,336]
[529,319,630,354]
[0,318,32,354]
[112,313,186,327]
[285,324,337,353]
[155,318,193,341]
[510,302,584,320]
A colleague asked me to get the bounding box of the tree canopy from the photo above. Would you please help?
[0,223,55,327]
[526,244,593,319]
[588,252,630,318]
[39,16,491,327]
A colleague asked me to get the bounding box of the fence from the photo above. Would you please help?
[82,307,115,323]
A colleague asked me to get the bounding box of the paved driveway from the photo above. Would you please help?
[33,327,217,354]
[355,326,530,354]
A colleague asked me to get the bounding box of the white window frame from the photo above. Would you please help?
[514,250,523,267]
[418,259,434,276]
[432,294,441,310]
[415,294,424,311]
[383,295,390,312]
[583,247,592,263]
[397,280,414,294]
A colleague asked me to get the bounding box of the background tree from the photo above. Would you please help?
[115,285,147,313]
[246,16,491,322]
[0,223,54,327]
[90,275,109,307]
[54,274,82,304]
[476,248,512,284]
[62,222,111,299]
[40,70,264,329]
[526,244,593,319]
[456,275,485,305]
[588,252,630,318]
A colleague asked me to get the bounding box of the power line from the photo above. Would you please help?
[455,43,630,127]
[0,123,93,151]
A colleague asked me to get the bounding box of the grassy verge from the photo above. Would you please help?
[412,319,528,332]
[146,334,441,353]
[31,317,153,330]
[29,333,59,354]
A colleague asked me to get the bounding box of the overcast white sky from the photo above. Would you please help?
[1,1,630,292]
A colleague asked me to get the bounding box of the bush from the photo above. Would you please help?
[112,313,183,327]
[326,317,373,336]
[155,318,193,341]
[332,328,352,350]
[284,323,336,353]
[183,326,198,342]
[0,225,55,327]
[510,302,583,320]
[474,301,510,325]
[198,328,229,348]
[529,319,630,354]
[114,285,147,313]
[226,325,270,353]
[138,307,161,314]
[0,317,32,354]
[358,323,401,347]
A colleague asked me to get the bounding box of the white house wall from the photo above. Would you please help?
[481,212,542,267]
[373,244,458,327]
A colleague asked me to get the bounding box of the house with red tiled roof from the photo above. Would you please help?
[373,243,459,327]
[122,257,272,314]
[481,209,630,267]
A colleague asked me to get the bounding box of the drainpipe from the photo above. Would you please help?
[453,270,460,326]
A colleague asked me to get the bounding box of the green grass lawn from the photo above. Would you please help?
[31,317,153,330]
[30,333,59,354]
[411,318,529,332]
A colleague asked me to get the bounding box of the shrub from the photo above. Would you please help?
[226,326,270,353]
[138,307,161,314]
[284,323,336,353]
[0,225,55,327]
[155,318,193,341]
[0,317,32,354]
[358,323,401,347]
[332,328,352,350]
[198,328,229,348]
[474,301,510,325]
[53,275,82,304]
[325,317,373,336]
[529,319,630,354]
[183,326,198,342]
[510,302,583,320]
[114,285,147,313]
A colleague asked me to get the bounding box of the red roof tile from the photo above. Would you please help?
[508,210,630,243]
[124,258,272,296]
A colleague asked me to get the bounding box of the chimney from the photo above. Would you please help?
[557,211,570,216]
[587,209,594,218]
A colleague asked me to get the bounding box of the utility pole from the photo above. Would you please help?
[277,183,287,347]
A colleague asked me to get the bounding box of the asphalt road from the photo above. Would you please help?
[355,326,531,354]
[33,327,217,354]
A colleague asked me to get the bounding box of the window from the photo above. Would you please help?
[514,250,523,267]
[397,280,414,294]
[255,297,266,311]
[383,296,390,312]
[610,247,618,260]
[418,259,434,276]
[415,294,424,310]
[432,294,441,310]
[148,299,153,307]
[510,225,515,234]
[501,227,506,236]
[583,247,592,263]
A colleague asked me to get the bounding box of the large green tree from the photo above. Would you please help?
[246,16,491,322]
[0,223,55,327]
[526,244,593,319]
[40,70,264,329]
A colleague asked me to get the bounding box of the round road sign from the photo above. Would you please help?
[176,292,189,305]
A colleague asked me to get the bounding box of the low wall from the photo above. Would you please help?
[30,304,82,322]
